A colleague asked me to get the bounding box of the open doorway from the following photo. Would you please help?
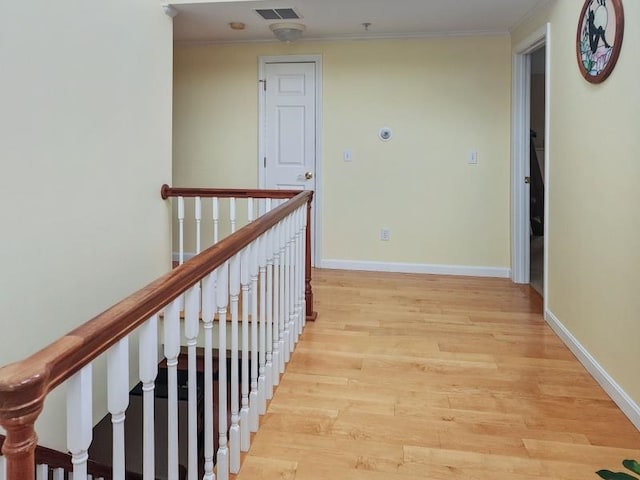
[511,24,550,312]
[529,46,546,296]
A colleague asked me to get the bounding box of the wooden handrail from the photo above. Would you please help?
[161,184,302,200]
[0,189,314,480]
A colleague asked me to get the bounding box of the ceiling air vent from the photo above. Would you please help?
[255,8,301,21]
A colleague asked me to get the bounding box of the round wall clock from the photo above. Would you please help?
[576,0,625,83]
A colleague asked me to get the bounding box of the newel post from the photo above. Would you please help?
[0,365,49,480]
[305,194,318,321]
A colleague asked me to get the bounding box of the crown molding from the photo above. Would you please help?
[174,29,509,47]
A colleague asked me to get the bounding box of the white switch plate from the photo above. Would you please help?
[468,151,478,165]
[380,228,390,241]
[343,149,352,162]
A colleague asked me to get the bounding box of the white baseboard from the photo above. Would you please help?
[545,310,640,431]
[318,259,510,278]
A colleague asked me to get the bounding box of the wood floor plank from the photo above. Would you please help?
[235,268,640,480]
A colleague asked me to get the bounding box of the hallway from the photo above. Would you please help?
[237,269,640,479]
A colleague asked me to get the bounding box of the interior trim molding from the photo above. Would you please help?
[174,30,510,47]
[545,309,640,431]
[319,259,510,278]
[173,256,512,280]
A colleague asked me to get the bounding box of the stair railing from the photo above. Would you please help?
[0,434,111,480]
[0,188,315,480]
[160,185,316,322]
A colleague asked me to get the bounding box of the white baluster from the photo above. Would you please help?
[108,338,129,480]
[217,263,230,480]
[265,227,274,400]
[139,316,158,480]
[212,198,220,244]
[278,220,288,371]
[178,196,185,265]
[52,468,65,480]
[282,217,292,364]
[163,297,181,480]
[195,196,202,254]
[184,285,200,480]
[247,198,254,222]
[271,222,281,386]
[201,272,216,480]
[300,207,307,330]
[36,464,48,480]
[288,213,296,354]
[230,198,237,234]
[257,235,267,415]
[292,208,300,341]
[229,254,241,473]
[296,207,305,338]
[67,364,92,480]
[249,242,259,432]
[239,248,251,450]
[263,200,274,398]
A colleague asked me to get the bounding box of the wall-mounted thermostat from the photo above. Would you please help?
[379,127,393,142]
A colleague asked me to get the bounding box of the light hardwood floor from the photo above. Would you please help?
[236,269,640,479]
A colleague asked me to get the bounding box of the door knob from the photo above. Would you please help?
[304,171,313,180]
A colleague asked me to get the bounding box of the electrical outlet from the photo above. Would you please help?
[380,228,390,241]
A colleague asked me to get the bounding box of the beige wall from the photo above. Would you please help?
[0,1,174,448]
[174,36,512,269]
[513,1,640,406]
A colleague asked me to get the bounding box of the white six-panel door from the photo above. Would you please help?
[259,56,321,266]
[263,62,316,192]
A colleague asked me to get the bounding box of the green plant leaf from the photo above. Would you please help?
[623,460,640,475]
[596,470,638,480]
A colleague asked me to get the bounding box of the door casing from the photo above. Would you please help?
[511,24,551,313]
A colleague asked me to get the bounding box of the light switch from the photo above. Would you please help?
[343,149,352,162]
[468,151,478,165]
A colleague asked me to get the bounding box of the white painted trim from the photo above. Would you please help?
[509,0,555,34]
[542,25,551,315]
[511,43,531,284]
[319,259,510,278]
[258,55,323,268]
[545,310,640,431]
[511,24,550,302]
[174,30,510,47]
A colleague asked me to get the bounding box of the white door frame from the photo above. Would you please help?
[511,24,551,311]
[258,54,323,266]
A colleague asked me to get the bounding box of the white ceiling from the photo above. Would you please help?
[171,0,551,44]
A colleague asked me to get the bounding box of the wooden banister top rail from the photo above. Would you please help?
[161,184,303,200]
[0,189,313,464]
